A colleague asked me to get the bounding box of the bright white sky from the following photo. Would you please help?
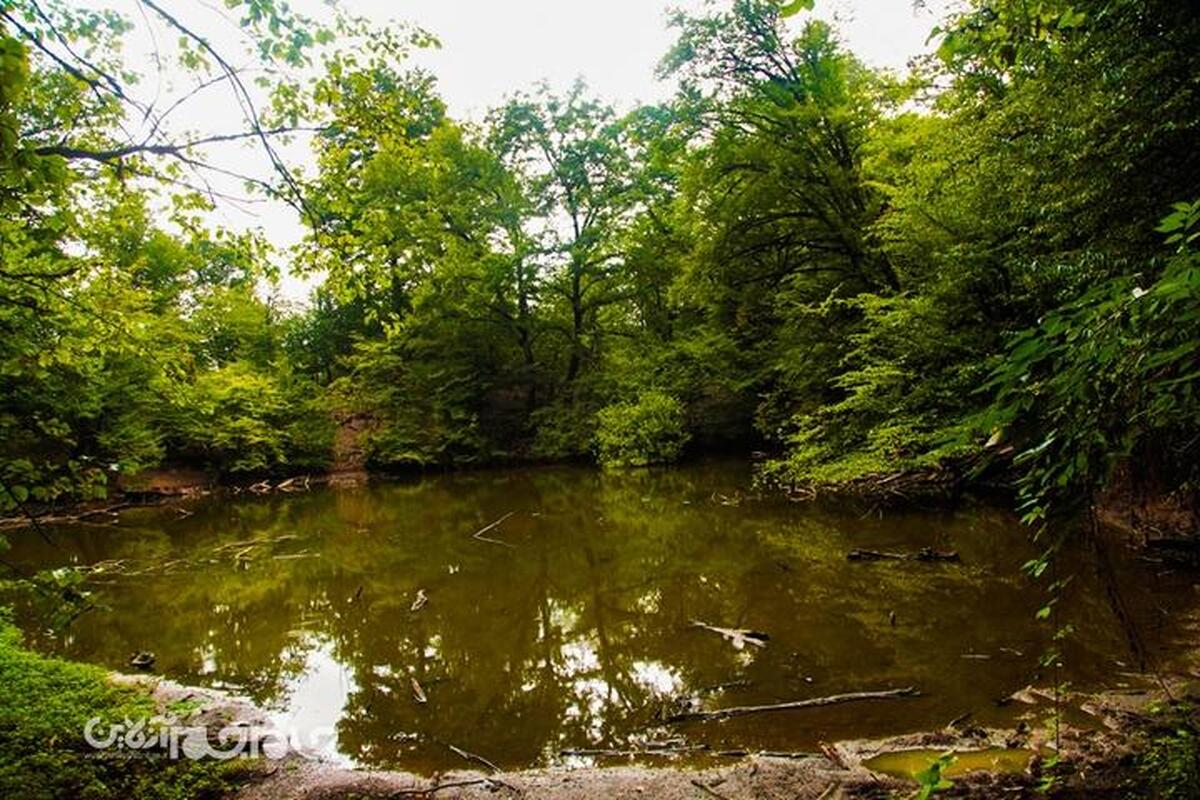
[400,0,954,118]
[100,0,957,301]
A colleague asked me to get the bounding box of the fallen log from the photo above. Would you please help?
[665,687,919,723]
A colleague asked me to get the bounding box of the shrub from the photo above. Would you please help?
[593,392,690,468]
[1138,722,1200,799]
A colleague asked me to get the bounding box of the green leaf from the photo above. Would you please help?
[778,0,815,17]
[1057,8,1088,29]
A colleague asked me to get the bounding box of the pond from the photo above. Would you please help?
[5,460,1195,774]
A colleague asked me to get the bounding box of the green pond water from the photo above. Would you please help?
[863,747,1035,779]
[5,460,1196,774]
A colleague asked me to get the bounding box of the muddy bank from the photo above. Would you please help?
[0,467,366,530]
[119,670,1199,799]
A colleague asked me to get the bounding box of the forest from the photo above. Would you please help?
[1,0,1199,798]
[1,0,1198,526]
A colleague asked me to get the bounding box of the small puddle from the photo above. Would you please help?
[864,747,1035,779]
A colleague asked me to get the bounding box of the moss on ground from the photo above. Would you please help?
[0,618,251,800]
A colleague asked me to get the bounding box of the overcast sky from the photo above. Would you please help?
[102,0,957,301]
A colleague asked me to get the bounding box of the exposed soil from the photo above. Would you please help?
[1097,465,1199,546]
[329,412,373,486]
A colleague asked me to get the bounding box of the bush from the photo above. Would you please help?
[530,401,597,461]
[164,363,334,475]
[1138,717,1200,799]
[593,392,691,468]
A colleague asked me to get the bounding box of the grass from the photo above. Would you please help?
[0,617,251,799]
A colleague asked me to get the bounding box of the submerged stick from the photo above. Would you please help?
[666,687,919,723]
[471,512,516,548]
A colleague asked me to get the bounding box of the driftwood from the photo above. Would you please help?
[690,621,769,650]
[410,589,428,612]
[471,512,516,548]
[275,475,312,492]
[665,687,919,723]
[847,547,960,563]
[0,502,134,530]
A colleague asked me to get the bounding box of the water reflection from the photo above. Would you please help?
[5,461,1194,773]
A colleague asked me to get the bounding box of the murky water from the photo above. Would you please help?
[5,460,1196,774]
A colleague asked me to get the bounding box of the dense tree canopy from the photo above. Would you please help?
[0,0,1197,533]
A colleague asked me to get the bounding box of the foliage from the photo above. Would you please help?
[913,751,956,799]
[980,204,1200,529]
[166,362,328,474]
[0,0,1195,516]
[0,0,1198,792]
[1137,709,1200,800]
[593,392,691,469]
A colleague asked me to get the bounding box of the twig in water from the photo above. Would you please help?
[666,687,920,723]
[691,621,769,650]
[448,743,500,773]
[471,512,516,548]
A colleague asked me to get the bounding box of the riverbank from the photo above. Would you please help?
[92,664,1200,799]
[6,458,1195,555]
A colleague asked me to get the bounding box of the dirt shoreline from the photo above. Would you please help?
[117,669,1199,800]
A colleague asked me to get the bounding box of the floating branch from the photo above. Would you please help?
[690,621,769,650]
[666,687,920,723]
[471,512,516,548]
